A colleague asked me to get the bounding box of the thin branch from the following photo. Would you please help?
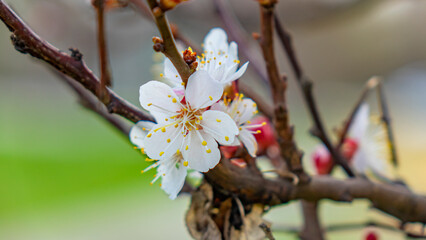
[274,15,355,177]
[376,79,399,167]
[257,0,308,182]
[145,0,192,85]
[300,201,324,240]
[0,0,153,123]
[337,76,380,148]
[93,0,112,97]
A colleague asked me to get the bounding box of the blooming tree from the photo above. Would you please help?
[0,0,425,239]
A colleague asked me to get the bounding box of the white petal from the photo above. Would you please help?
[239,129,258,157]
[234,98,257,124]
[182,131,220,172]
[201,110,239,145]
[223,61,249,84]
[143,123,184,160]
[203,28,228,54]
[164,58,183,87]
[158,157,187,200]
[348,103,369,141]
[139,81,182,117]
[210,101,227,112]
[228,42,238,61]
[185,70,223,109]
[129,121,155,148]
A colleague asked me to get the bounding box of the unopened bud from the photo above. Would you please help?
[152,37,164,52]
[160,0,187,11]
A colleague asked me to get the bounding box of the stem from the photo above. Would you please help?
[258,1,308,181]
[145,0,192,85]
[300,201,324,240]
[274,15,354,177]
[376,79,398,167]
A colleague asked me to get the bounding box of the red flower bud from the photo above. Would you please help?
[365,230,379,240]
[342,138,359,163]
[312,146,333,175]
[251,116,277,155]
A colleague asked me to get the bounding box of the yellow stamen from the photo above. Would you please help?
[225,136,229,141]
[209,96,213,100]
[183,161,188,167]
[167,139,171,143]
[159,151,164,156]
[216,119,221,122]
[147,103,152,106]
[172,98,177,103]
[247,121,251,124]
[176,149,180,154]
[161,127,166,132]
[202,141,207,146]
[185,145,189,150]
[206,149,211,153]
[160,73,164,77]
[147,133,152,138]
[256,130,261,134]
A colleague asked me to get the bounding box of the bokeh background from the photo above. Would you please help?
[1,0,426,239]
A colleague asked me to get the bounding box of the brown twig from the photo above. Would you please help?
[274,15,354,177]
[0,0,153,123]
[300,201,324,240]
[145,0,192,85]
[257,0,308,182]
[93,0,112,98]
[376,79,398,167]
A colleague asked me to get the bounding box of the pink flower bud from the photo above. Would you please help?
[251,116,277,155]
[365,230,379,240]
[312,146,333,175]
[342,138,359,163]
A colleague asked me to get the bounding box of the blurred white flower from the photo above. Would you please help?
[161,28,248,91]
[139,70,239,172]
[130,121,187,200]
[212,94,262,157]
[348,103,390,177]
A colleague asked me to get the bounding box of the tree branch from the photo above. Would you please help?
[376,79,398,167]
[145,0,192,85]
[0,0,153,123]
[300,201,324,240]
[274,15,355,177]
[93,0,112,94]
[205,159,426,224]
[257,0,308,182]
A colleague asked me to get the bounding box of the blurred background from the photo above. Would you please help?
[1,0,425,239]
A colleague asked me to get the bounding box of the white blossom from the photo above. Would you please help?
[161,28,248,92]
[130,121,187,200]
[348,103,390,177]
[139,70,239,172]
[212,94,263,157]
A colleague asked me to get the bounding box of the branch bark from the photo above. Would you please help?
[205,159,426,224]
[0,0,153,123]
[300,201,324,240]
[258,1,308,182]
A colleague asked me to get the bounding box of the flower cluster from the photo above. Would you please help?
[130,28,263,199]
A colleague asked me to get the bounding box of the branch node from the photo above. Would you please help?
[152,36,165,52]
[10,33,28,54]
[69,48,83,61]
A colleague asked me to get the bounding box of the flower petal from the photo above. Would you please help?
[210,101,227,112]
[201,110,239,145]
[203,28,228,54]
[223,61,249,84]
[348,103,369,141]
[182,130,220,172]
[130,121,155,148]
[229,98,257,124]
[143,123,184,160]
[158,157,187,200]
[139,81,181,118]
[185,70,223,109]
[239,129,258,157]
[164,58,183,87]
